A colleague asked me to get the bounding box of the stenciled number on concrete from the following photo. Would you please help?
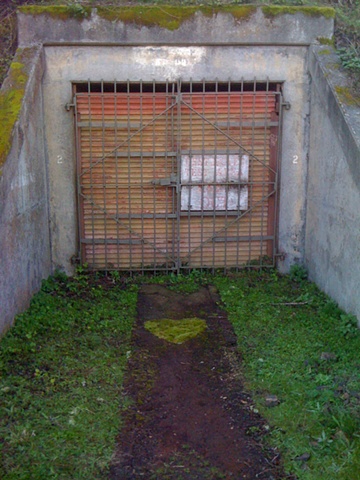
[292,155,299,165]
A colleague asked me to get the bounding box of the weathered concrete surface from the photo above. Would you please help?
[42,45,309,273]
[0,47,51,334]
[306,46,360,322]
[18,6,334,47]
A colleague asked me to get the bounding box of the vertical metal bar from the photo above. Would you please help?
[171,80,177,273]
[235,78,244,271]
[126,79,133,271]
[86,79,95,269]
[114,80,120,270]
[274,87,282,267]
[212,79,219,272]
[223,78,230,271]
[74,89,84,267]
[100,80,108,270]
[139,79,144,274]
[152,79,157,271]
[176,78,182,273]
[248,78,257,265]
[164,79,169,274]
[187,81,193,272]
[259,78,270,266]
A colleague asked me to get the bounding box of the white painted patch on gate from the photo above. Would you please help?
[181,154,249,211]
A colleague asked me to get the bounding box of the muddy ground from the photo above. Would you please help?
[109,284,292,479]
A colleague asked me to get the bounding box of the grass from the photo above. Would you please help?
[214,268,360,480]
[0,270,137,479]
[1,268,360,478]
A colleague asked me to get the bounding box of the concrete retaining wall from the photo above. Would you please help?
[0,47,51,333]
[306,46,360,321]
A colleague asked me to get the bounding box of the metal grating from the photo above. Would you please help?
[74,79,282,273]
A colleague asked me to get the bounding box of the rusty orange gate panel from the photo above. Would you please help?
[74,80,281,272]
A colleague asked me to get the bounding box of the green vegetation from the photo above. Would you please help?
[0,50,29,175]
[1,269,360,478]
[261,5,335,19]
[0,270,137,479]
[334,84,360,106]
[214,268,360,480]
[18,5,92,20]
[145,317,207,344]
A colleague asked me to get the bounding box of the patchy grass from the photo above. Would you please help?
[1,269,360,479]
[0,270,137,479]
[214,269,360,480]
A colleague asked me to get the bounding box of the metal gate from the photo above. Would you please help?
[74,80,282,272]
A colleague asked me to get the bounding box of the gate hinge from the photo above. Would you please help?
[65,102,75,112]
[281,100,291,111]
[275,252,286,261]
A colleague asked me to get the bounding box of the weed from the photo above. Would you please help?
[289,263,308,283]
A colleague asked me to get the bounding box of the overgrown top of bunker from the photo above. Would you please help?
[18,5,334,46]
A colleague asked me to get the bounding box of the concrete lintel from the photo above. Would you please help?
[18,6,334,47]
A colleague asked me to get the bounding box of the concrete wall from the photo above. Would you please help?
[306,46,360,321]
[0,47,52,333]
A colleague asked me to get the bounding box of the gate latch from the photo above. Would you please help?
[151,174,177,187]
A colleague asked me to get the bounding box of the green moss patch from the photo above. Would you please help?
[97,5,256,30]
[0,51,29,176]
[145,317,207,344]
[334,85,360,106]
[18,5,91,21]
[19,5,257,31]
[262,6,335,19]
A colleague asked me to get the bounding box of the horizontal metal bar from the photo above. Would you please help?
[81,238,143,245]
[114,213,177,219]
[179,210,248,217]
[77,121,141,128]
[180,181,275,187]
[213,235,274,242]
[215,121,279,128]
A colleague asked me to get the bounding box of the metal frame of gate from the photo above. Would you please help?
[74,79,284,273]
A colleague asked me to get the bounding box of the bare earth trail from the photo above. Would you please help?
[109,284,288,479]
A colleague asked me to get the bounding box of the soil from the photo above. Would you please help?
[109,284,290,479]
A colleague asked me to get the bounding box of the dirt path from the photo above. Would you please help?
[109,284,287,479]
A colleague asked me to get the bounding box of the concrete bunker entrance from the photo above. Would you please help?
[5,6,360,329]
[74,79,282,272]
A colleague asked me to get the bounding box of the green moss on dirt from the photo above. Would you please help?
[261,6,335,19]
[145,317,207,344]
[0,51,29,176]
[334,85,360,106]
[18,5,91,21]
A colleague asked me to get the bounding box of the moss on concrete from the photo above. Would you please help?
[0,50,29,176]
[145,317,207,344]
[318,49,332,55]
[334,85,360,106]
[318,37,335,46]
[18,5,91,21]
[19,5,257,30]
[261,6,335,19]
